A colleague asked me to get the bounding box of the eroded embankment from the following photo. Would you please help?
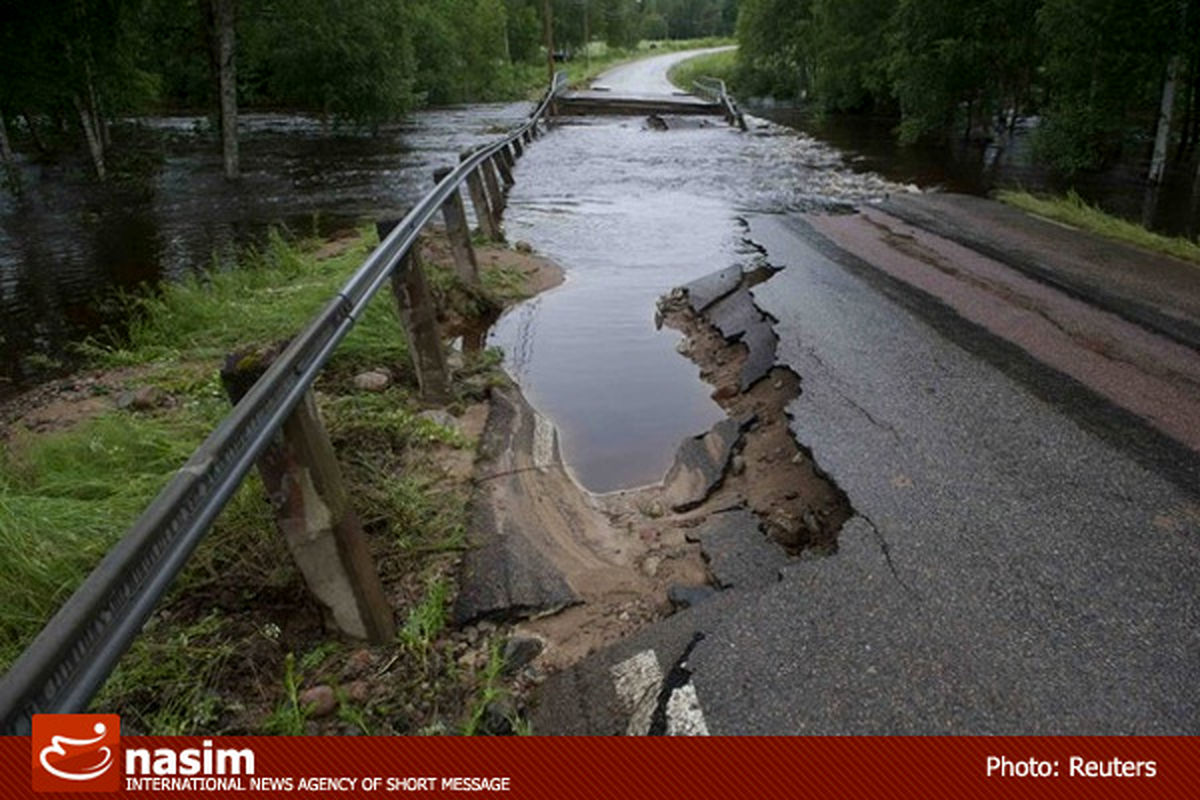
[465,229,860,727]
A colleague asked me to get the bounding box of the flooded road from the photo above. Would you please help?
[491,112,901,492]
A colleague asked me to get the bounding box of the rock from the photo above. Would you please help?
[712,384,738,401]
[668,584,716,611]
[514,240,534,254]
[299,685,337,718]
[642,555,662,578]
[661,417,742,512]
[447,350,465,371]
[344,680,371,704]
[418,409,460,433]
[501,635,544,675]
[117,386,164,411]
[481,699,516,735]
[353,370,391,392]
[342,648,373,679]
[731,455,746,476]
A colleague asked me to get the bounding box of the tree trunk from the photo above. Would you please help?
[210,0,239,180]
[0,112,20,192]
[1150,55,1182,183]
[21,112,48,155]
[73,94,106,181]
[542,0,555,87]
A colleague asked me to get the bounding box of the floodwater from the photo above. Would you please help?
[760,108,1200,240]
[491,115,901,492]
[0,105,530,389]
[5,99,1196,493]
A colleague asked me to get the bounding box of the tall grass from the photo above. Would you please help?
[0,226,483,733]
[667,48,738,93]
[996,190,1200,266]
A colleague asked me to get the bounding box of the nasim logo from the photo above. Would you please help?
[31,714,121,793]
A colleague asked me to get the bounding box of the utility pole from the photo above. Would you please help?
[543,0,556,87]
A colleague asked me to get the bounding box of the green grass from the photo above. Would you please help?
[996,189,1200,266]
[506,37,736,96]
[667,48,738,94]
[1,226,494,734]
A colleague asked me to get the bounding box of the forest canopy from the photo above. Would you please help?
[734,0,1200,175]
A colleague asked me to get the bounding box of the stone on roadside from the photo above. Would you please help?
[514,240,534,254]
[117,386,165,411]
[418,409,460,433]
[667,584,716,611]
[299,685,337,717]
[501,635,544,675]
[353,370,391,392]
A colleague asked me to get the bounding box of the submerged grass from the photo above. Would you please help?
[996,189,1200,266]
[0,225,520,734]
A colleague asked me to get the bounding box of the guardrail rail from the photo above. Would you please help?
[693,76,747,131]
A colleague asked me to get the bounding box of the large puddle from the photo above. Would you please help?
[491,115,900,492]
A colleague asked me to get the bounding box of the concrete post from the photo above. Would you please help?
[390,237,452,401]
[480,157,506,217]
[493,152,515,189]
[433,167,480,286]
[221,347,395,643]
[463,167,500,241]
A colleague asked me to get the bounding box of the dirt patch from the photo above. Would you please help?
[659,292,852,554]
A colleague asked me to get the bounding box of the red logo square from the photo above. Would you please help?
[31,714,121,793]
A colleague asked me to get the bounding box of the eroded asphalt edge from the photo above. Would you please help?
[531,209,1200,735]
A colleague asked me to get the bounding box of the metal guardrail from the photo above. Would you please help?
[693,76,747,131]
[0,71,568,736]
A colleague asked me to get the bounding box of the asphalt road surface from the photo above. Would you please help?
[529,50,1200,735]
[591,46,736,96]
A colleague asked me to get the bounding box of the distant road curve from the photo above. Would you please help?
[590,46,736,97]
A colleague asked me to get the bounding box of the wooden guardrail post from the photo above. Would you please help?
[377,222,452,401]
[433,167,480,285]
[463,164,501,241]
[512,136,523,158]
[493,151,514,188]
[480,156,506,217]
[221,349,395,644]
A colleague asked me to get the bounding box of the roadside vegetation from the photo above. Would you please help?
[997,190,1200,266]
[0,227,539,734]
[0,0,737,183]
[732,0,1200,184]
[666,48,737,93]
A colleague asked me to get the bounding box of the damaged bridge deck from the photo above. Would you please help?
[554,90,726,118]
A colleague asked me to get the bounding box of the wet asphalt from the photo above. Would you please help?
[535,211,1200,734]
[527,53,1200,735]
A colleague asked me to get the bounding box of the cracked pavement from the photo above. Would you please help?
[532,208,1200,735]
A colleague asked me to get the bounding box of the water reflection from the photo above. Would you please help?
[0,104,532,389]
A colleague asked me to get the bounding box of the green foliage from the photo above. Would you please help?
[399,576,450,655]
[667,49,738,93]
[997,190,1200,264]
[251,0,418,124]
[262,653,310,735]
[1035,0,1184,172]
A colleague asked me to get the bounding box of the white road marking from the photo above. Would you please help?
[609,648,710,736]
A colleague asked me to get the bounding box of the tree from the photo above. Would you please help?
[207,0,238,179]
[735,0,814,99]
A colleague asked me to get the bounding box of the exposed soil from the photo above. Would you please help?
[660,296,852,554]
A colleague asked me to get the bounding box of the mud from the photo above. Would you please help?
[660,286,852,554]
